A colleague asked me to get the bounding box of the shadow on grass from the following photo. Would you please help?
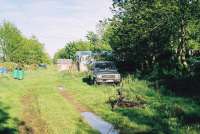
[115,108,173,134]
[113,105,200,134]
[82,77,93,85]
[161,76,200,99]
[0,102,33,134]
[0,102,17,134]
[182,112,200,125]
[0,103,17,134]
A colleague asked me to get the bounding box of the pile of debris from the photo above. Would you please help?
[108,88,147,110]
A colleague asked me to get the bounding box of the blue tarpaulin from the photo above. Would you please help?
[0,67,7,74]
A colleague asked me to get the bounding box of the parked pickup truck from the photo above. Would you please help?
[90,61,121,84]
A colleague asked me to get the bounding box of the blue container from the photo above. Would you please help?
[2,67,7,74]
[0,67,3,74]
[0,67,6,74]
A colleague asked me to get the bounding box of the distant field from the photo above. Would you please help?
[0,67,199,134]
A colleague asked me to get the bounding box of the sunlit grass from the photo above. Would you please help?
[0,67,199,134]
[60,71,200,134]
[0,67,98,134]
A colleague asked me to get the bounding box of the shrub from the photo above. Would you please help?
[23,64,38,71]
[0,62,39,72]
[0,62,17,71]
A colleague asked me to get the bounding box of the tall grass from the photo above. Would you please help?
[0,67,98,134]
[0,67,199,134]
[60,72,200,134]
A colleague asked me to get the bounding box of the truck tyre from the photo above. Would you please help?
[94,79,97,85]
[93,78,99,85]
[115,82,120,86]
[88,75,93,85]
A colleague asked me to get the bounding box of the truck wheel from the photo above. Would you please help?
[94,79,97,85]
[93,79,100,85]
[115,82,120,86]
[89,75,93,85]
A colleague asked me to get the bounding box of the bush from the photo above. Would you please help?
[189,56,200,77]
[0,62,17,71]
[23,64,38,71]
[0,62,39,72]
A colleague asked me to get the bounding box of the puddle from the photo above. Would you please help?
[81,112,119,134]
[58,85,65,91]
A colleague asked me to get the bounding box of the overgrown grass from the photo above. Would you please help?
[0,67,199,134]
[0,67,98,134]
[60,72,200,134]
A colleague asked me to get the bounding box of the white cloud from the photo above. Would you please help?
[0,0,113,57]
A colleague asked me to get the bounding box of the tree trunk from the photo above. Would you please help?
[177,0,188,70]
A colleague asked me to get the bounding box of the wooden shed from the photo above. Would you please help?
[56,59,73,71]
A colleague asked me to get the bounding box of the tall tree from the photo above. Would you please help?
[176,0,200,70]
[0,22,23,61]
[12,37,50,64]
[86,31,99,46]
[0,21,50,64]
[109,0,200,74]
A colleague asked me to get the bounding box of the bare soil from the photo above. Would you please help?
[58,86,89,112]
[19,92,50,134]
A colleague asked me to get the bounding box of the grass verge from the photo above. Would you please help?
[59,71,200,134]
[0,67,98,134]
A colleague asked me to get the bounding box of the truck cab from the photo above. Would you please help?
[90,61,121,84]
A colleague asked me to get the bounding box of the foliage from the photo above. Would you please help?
[0,21,50,65]
[53,48,68,63]
[23,64,38,71]
[0,21,23,61]
[65,40,92,60]
[86,31,99,46]
[11,37,50,65]
[0,62,17,71]
[108,0,200,76]
[54,19,112,61]
[54,38,111,61]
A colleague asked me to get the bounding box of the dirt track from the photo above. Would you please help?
[19,92,50,134]
[58,86,89,112]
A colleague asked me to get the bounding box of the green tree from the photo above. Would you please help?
[53,48,68,62]
[0,21,23,61]
[96,20,112,52]
[65,41,92,60]
[109,0,200,75]
[86,31,99,46]
[12,37,50,64]
[54,40,92,61]
[0,21,50,65]
[176,0,200,69]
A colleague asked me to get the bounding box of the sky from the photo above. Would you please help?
[0,0,113,57]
